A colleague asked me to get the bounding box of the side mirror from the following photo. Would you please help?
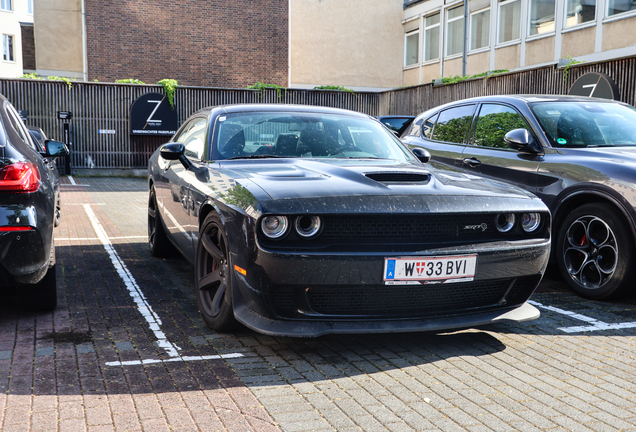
[411,147,431,163]
[504,128,542,154]
[160,142,192,169]
[42,140,69,158]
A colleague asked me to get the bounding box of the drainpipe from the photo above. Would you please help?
[462,0,468,76]
[81,0,87,81]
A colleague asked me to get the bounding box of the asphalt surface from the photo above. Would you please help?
[1,176,635,431]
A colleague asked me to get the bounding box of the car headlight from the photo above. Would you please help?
[495,213,515,233]
[295,215,322,238]
[521,213,541,232]
[261,216,289,239]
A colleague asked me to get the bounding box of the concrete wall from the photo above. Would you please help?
[602,16,636,52]
[561,26,595,58]
[525,36,555,66]
[290,0,404,90]
[33,0,84,79]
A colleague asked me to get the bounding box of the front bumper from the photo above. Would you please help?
[230,238,550,336]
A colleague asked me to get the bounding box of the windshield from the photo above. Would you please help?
[531,101,636,148]
[211,112,416,162]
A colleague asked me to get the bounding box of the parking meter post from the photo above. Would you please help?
[63,122,71,175]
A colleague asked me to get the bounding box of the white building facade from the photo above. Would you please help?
[1,0,34,78]
[402,0,636,85]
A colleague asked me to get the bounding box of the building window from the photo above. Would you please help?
[470,9,490,50]
[405,29,419,67]
[0,0,12,11]
[2,35,14,62]
[498,0,521,43]
[28,0,33,14]
[529,0,556,36]
[608,0,636,16]
[565,0,595,26]
[424,13,440,61]
[446,5,465,56]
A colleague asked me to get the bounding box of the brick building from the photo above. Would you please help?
[34,0,288,88]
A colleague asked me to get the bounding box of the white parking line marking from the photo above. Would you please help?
[68,176,76,185]
[57,236,146,241]
[529,300,636,333]
[63,176,89,187]
[105,353,243,367]
[83,204,243,365]
[84,204,182,357]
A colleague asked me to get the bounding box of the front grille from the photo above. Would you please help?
[365,173,430,183]
[269,275,540,319]
[320,215,496,240]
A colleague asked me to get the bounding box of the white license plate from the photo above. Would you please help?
[383,255,477,285]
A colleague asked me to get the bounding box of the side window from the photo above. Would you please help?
[181,118,207,160]
[422,113,438,139]
[431,105,476,144]
[5,103,33,146]
[473,104,530,148]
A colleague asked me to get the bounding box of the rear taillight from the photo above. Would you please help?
[0,226,33,232]
[0,162,41,193]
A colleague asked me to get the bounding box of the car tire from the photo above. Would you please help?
[148,187,174,257]
[54,194,62,227]
[18,255,57,311]
[556,203,635,300]
[194,213,238,332]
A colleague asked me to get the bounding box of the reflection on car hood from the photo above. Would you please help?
[215,158,544,214]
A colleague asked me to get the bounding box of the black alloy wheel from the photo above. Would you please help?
[148,187,173,257]
[194,213,238,331]
[557,203,635,299]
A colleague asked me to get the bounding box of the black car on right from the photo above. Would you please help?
[402,95,636,300]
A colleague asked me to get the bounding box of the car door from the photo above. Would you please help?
[160,117,207,260]
[460,103,541,193]
[402,104,476,171]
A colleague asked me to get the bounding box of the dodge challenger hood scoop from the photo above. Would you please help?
[364,172,430,184]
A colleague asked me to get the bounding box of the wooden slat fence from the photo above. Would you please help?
[2,55,635,170]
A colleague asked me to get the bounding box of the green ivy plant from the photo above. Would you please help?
[47,76,74,89]
[115,78,146,84]
[439,70,509,85]
[21,73,43,80]
[562,56,585,85]
[247,82,287,100]
[314,85,355,94]
[157,79,178,109]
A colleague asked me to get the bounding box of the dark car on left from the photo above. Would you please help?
[27,126,62,226]
[0,93,69,310]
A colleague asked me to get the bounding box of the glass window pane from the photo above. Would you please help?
[608,0,636,16]
[471,10,490,50]
[447,7,465,56]
[422,114,438,139]
[425,25,440,61]
[565,0,595,26]
[405,31,419,66]
[432,105,476,144]
[529,0,555,36]
[28,0,33,14]
[474,104,530,148]
[426,13,440,26]
[498,0,521,43]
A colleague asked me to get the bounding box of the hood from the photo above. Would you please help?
[215,158,546,215]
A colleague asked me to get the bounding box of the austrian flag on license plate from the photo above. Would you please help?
[383,255,477,285]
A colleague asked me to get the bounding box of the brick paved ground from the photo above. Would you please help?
[1,176,635,431]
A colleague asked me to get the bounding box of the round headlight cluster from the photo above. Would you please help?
[495,213,515,233]
[295,215,322,238]
[521,213,541,232]
[495,212,542,233]
[261,215,323,239]
[261,216,289,239]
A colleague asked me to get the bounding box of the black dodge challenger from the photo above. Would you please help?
[148,104,551,336]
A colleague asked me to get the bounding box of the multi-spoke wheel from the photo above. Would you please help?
[148,187,174,257]
[557,203,634,299]
[195,213,238,331]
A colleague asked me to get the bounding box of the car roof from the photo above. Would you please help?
[194,103,372,118]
